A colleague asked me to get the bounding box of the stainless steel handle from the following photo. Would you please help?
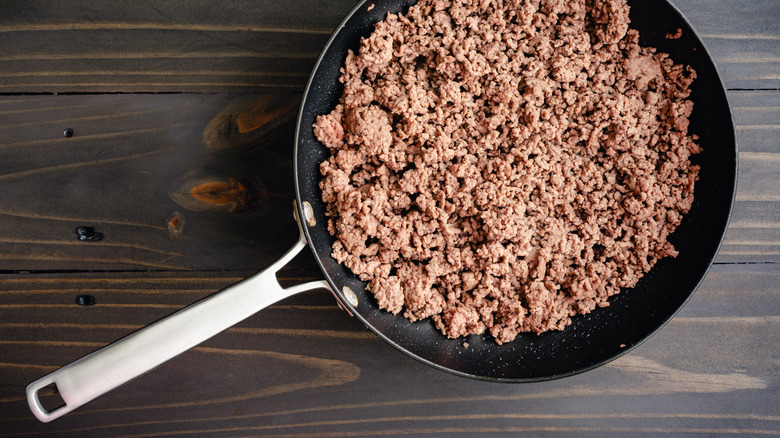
[26,209,330,422]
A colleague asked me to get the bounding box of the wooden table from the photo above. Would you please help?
[1,1,777,436]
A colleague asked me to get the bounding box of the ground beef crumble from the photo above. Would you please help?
[666,27,683,39]
[314,0,700,344]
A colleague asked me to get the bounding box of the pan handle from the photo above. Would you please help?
[26,204,331,423]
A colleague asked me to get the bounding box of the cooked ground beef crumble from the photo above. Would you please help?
[314,0,700,344]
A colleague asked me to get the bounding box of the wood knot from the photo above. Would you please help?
[203,94,300,152]
[190,178,253,212]
[169,173,267,213]
[167,212,185,235]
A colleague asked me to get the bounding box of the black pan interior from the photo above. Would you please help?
[294,0,737,381]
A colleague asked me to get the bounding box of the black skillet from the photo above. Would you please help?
[26,0,736,423]
[295,0,736,380]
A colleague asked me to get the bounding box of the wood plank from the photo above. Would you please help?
[0,93,303,271]
[0,263,776,436]
[677,0,780,89]
[0,0,354,93]
[714,90,780,262]
[0,89,777,270]
[0,0,776,92]
[0,0,356,31]
[0,0,775,435]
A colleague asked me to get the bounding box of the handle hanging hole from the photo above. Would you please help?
[37,383,66,413]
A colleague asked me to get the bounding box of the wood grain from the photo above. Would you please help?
[715,91,780,262]
[0,93,302,271]
[0,0,776,436]
[0,0,353,93]
[0,90,777,270]
[0,0,777,92]
[0,264,777,437]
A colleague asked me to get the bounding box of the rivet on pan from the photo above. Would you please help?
[302,201,316,227]
[342,286,358,307]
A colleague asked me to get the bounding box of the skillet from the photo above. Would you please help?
[27,0,737,422]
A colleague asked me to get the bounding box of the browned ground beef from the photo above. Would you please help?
[315,0,700,344]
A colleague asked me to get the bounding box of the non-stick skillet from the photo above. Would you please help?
[27,0,737,422]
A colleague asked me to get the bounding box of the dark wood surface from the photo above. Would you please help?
[0,0,778,436]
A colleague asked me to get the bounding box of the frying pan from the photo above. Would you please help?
[26,0,736,422]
